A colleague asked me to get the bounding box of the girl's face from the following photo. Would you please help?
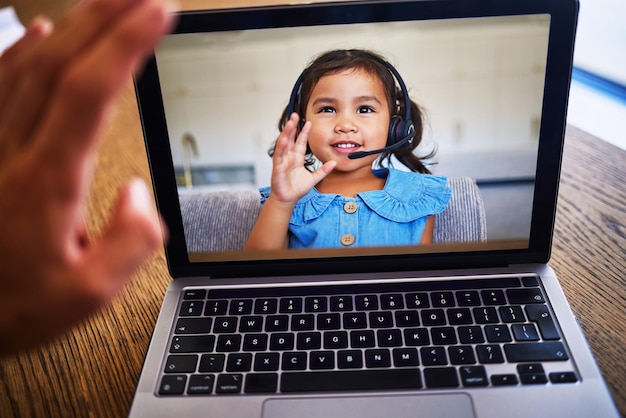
[304,68,390,172]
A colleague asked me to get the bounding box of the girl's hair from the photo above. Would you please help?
[274,49,434,174]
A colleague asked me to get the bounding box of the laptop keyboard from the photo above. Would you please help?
[158,276,578,395]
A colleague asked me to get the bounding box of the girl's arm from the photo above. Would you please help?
[244,114,335,250]
[419,215,435,245]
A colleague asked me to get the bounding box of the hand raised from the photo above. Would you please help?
[269,113,336,205]
[0,0,175,356]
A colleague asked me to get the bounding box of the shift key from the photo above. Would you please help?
[504,342,568,362]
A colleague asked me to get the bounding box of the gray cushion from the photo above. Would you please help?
[179,177,486,253]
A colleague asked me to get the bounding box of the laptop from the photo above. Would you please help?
[128,0,619,417]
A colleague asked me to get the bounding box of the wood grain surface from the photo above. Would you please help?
[0,1,624,417]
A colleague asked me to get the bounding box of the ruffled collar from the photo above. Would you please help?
[292,168,451,223]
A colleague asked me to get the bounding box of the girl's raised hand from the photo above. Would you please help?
[269,113,336,205]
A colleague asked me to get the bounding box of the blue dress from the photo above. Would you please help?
[259,168,451,249]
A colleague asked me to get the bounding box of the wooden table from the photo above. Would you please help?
[1,1,625,417]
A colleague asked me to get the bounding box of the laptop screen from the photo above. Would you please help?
[136,0,577,277]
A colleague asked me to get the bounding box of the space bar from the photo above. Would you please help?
[281,369,422,393]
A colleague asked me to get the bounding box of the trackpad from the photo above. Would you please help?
[263,393,475,418]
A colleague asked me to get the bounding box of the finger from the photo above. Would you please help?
[273,115,298,163]
[0,0,170,150]
[29,0,175,201]
[0,17,53,158]
[0,16,53,65]
[311,160,337,184]
[294,120,311,154]
[82,179,163,299]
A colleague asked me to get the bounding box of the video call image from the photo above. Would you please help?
[153,14,550,262]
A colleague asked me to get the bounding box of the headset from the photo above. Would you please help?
[286,54,416,160]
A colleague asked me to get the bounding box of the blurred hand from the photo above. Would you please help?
[0,0,175,356]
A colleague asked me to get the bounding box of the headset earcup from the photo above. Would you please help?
[387,117,403,146]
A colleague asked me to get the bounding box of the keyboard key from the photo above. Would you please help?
[254,298,277,314]
[238,316,263,332]
[355,295,379,310]
[170,335,215,353]
[204,300,228,315]
[174,317,212,334]
[485,325,512,342]
[179,301,203,317]
[431,327,457,345]
[421,309,446,326]
[460,366,488,386]
[226,353,253,372]
[213,316,238,333]
[330,296,353,311]
[447,308,473,325]
[164,354,198,373]
[159,375,187,395]
[343,312,367,329]
[215,374,243,394]
[229,299,253,315]
[377,329,403,347]
[380,294,404,310]
[424,367,459,388]
[549,371,578,384]
[281,369,422,392]
[518,363,547,384]
[395,310,420,327]
[365,349,391,368]
[507,288,544,304]
[183,289,206,300]
[318,313,341,330]
[476,344,504,364]
[305,296,327,312]
[456,290,481,306]
[404,328,430,346]
[242,333,268,351]
[369,311,394,328]
[337,350,363,369]
[297,332,322,350]
[458,326,484,344]
[431,291,455,307]
[420,347,448,366]
[187,374,215,395]
[254,353,280,371]
[504,342,569,362]
[481,290,506,305]
[473,307,499,324]
[282,352,307,370]
[525,305,560,340]
[280,297,302,313]
[215,334,242,352]
[499,306,526,323]
[324,331,348,349]
[269,333,294,350]
[351,330,376,348]
[291,314,315,331]
[491,374,518,386]
[310,351,335,369]
[392,348,419,367]
[512,323,540,341]
[244,373,278,393]
[199,354,225,372]
[406,292,429,308]
[448,346,476,365]
[265,315,289,332]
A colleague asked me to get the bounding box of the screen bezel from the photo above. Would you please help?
[134,0,578,279]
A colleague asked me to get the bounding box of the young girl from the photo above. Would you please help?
[244,49,451,250]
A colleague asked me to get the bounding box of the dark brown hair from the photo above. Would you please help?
[275,49,434,174]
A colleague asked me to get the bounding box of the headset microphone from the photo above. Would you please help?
[348,127,415,159]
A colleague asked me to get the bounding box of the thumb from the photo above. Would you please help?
[85,179,164,296]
